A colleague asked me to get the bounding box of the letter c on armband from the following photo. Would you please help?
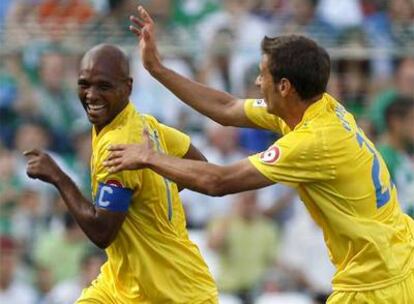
[95,183,133,212]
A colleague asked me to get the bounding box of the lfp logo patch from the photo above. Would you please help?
[260,145,281,163]
[253,99,266,108]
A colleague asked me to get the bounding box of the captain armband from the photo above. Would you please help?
[94,182,133,212]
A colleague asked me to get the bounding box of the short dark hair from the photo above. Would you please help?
[261,35,331,100]
[385,96,414,128]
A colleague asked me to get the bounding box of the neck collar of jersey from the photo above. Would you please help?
[93,101,134,137]
[294,93,328,130]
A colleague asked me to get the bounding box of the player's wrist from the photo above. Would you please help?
[53,170,69,188]
[147,61,164,77]
[143,149,157,168]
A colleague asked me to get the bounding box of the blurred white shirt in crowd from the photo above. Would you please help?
[130,52,207,129]
[317,0,363,28]
[278,194,335,294]
[43,277,82,304]
[0,279,37,304]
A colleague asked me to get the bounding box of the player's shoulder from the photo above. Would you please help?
[141,113,159,126]
[280,124,318,151]
[95,120,143,152]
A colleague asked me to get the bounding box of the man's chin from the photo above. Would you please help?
[87,116,104,128]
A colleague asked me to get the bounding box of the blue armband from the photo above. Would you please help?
[95,183,133,212]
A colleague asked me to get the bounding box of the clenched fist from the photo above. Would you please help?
[24,149,64,185]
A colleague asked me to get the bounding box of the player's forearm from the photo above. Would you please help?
[145,152,227,196]
[149,64,237,125]
[53,173,114,247]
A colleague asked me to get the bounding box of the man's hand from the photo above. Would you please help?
[129,5,162,73]
[24,149,64,185]
[104,129,155,173]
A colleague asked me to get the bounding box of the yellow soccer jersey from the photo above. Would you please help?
[245,94,414,291]
[89,103,217,303]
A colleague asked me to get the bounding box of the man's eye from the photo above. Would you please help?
[99,84,112,90]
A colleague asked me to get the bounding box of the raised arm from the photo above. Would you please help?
[24,150,126,249]
[129,6,256,128]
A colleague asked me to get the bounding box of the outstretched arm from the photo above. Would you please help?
[104,136,274,196]
[178,143,207,191]
[130,6,257,128]
[24,150,127,249]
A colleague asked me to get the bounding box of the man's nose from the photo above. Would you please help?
[86,86,99,101]
[255,75,261,87]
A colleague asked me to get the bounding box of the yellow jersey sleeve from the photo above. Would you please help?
[158,123,191,158]
[244,98,291,135]
[248,128,335,187]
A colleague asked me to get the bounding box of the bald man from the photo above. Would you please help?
[24,44,218,303]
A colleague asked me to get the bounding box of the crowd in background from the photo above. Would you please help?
[0,1,413,304]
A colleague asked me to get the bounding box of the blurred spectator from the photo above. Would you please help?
[2,0,39,48]
[336,58,371,118]
[197,27,235,92]
[0,51,30,147]
[317,0,363,30]
[130,50,205,131]
[378,96,414,217]
[43,248,106,304]
[0,0,13,26]
[180,122,245,228]
[83,0,141,45]
[35,264,54,302]
[367,57,414,135]
[0,147,21,235]
[29,50,81,152]
[277,195,335,302]
[12,120,80,200]
[33,212,89,285]
[256,290,313,304]
[277,0,337,46]
[387,0,414,47]
[251,0,290,22]
[12,120,51,189]
[37,0,95,24]
[11,186,48,264]
[208,190,279,304]
[261,185,296,229]
[171,0,219,28]
[197,0,269,95]
[36,0,95,43]
[0,235,37,304]
[363,0,414,78]
[14,119,51,153]
[67,121,92,197]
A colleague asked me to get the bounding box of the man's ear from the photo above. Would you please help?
[127,77,133,95]
[278,78,291,98]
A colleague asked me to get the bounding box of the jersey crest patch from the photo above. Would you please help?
[260,145,281,163]
[106,179,124,188]
[253,99,267,108]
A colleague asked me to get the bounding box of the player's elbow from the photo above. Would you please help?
[93,237,114,249]
[215,111,235,127]
[217,117,232,127]
[90,232,116,249]
[93,239,111,249]
[206,102,235,127]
